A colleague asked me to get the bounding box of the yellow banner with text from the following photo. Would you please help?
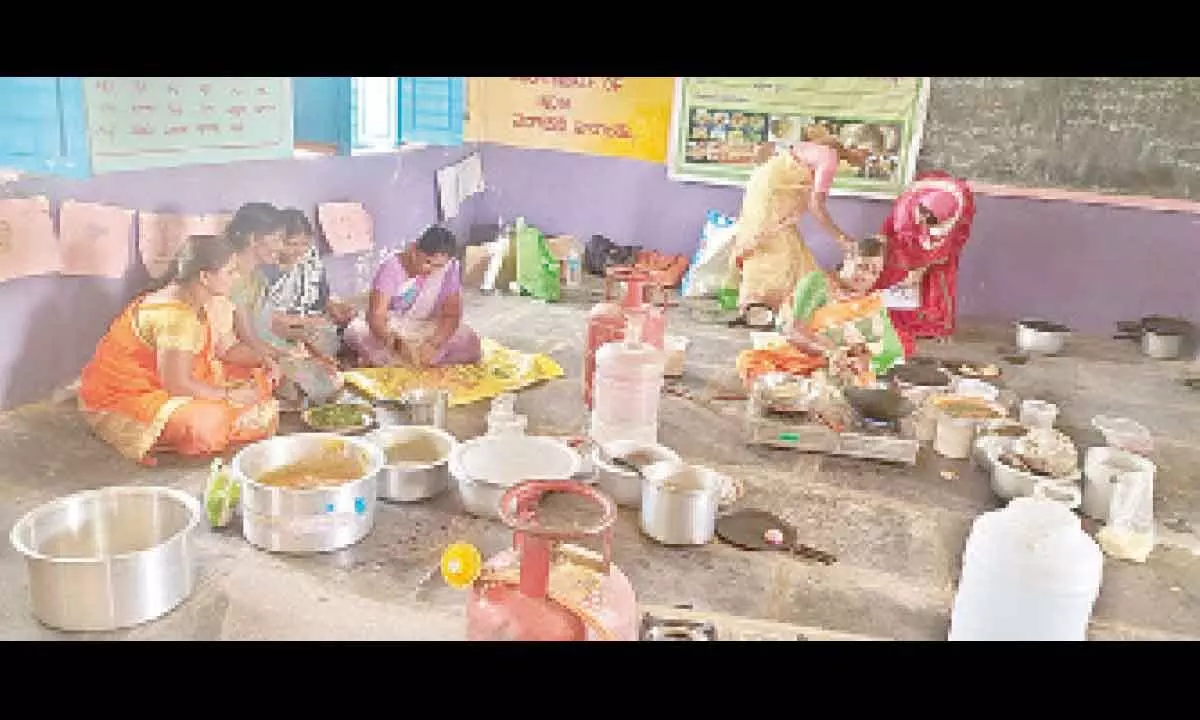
[465,77,675,164]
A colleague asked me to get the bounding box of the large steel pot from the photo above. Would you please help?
[231,433,384,554]
[364,425,457,502]
[9,486,201,632]
[639,462,723,546]
[1016,319,1070,355]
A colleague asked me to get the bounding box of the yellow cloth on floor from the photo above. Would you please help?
[341,339,564,407]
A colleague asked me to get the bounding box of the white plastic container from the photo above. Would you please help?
[590,312,666,449]
[1082,446,1157,522]
[948,496,1103,641]
[951,378,999,402]
[934,414,976,459]
[1020,400,1059,429]
[664,336,689,378]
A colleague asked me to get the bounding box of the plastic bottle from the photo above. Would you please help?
[564,246,583,289]
[582,268,666,408]
[590,312,666,448]
[948,496,1103,641]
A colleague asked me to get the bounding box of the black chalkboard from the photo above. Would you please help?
[917,77,1200,201]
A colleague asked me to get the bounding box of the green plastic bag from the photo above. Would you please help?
[514,221,561,302]
[204,458,240,529]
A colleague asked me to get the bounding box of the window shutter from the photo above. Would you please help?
[292,77,352,154]
[398,77,464,146]
[0,77,90,178]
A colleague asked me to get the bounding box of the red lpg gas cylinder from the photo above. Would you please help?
[465,480,638,642]
[583,267,667,408]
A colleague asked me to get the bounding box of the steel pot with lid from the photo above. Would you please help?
[1016,319,1071,355]
[1114,316,1192,360]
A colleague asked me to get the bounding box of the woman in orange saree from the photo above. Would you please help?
[78,235,279,466]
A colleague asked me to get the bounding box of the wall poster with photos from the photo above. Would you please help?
[667,77,931,198]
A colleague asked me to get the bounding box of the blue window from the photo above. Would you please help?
[292,77,352,155]
[341,77,465,151]
[398,77,464,147]
[0,77,90,178]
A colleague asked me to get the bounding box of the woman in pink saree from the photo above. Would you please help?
[874,171,976,354]
[343,225,482,368]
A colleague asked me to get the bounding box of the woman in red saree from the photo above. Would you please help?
[874,171,976,355]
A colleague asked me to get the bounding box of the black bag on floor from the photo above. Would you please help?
[585,234,643,276]
[584,234,613,276]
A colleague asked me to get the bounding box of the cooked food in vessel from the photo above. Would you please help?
[384,434,446,466]
[303,403,373,431]
[931,395,1003,420]
[256,442,367,490]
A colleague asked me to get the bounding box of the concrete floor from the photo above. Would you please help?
[2,284,1199,641]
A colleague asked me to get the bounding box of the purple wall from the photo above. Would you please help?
[2,140,1197,408]
[477,144,1200,336]
[0,145,483,409]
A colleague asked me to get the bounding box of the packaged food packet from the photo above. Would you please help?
[204,458,240,529]
[1097,466,1156,563]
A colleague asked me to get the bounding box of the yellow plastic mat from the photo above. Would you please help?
[341,339,565,407]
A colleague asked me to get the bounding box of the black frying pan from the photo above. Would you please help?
[716,509,837,565]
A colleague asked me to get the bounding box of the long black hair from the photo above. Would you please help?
[279,208,314,239]
[226,202,285,251]
[414,224,457,257]
[151,234,237,291]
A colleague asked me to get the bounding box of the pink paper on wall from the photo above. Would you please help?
[317,202,374,255]
[139,211,232,279]
[58,201,135,279]
[0,196,63,284]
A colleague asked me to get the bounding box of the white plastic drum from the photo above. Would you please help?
[948,496,1103,641]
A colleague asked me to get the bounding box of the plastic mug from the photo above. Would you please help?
[1020,400,1059,429]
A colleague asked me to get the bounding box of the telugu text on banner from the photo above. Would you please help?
[465,77,675,164]
[667,77,931,198]
[83,77,295,174]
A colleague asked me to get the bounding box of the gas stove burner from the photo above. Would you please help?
[639,613,718,641]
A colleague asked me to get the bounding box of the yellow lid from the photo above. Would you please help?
[440,542,483,589]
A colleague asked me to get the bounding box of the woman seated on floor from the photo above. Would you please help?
[343,225,482,368]
[226,202,343,405]
[262,208,357,363]
[737,235,906,389]
[78,235,279,465]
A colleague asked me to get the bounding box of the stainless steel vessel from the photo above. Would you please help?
[639,462,722,546]
[231,433,384,554]
[592,440,681,508]
[1016,319,1070,355]
[9,485,202,632]
[364,425,457,502]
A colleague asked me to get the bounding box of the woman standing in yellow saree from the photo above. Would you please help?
[730,125,857,320]
[78,235,278,465]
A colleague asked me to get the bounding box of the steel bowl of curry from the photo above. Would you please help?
[363,425,458,503]
[230,433,385,554]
